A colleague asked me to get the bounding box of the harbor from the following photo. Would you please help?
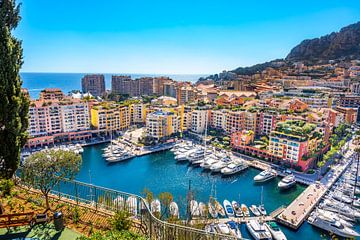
[75,141,346,240]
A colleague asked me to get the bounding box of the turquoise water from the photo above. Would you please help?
[20,72,205,99]
[74,143,346,240]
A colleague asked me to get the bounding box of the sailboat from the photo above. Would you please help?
[258,186,267,216]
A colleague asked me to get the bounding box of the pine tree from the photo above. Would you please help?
[0,0,29,179]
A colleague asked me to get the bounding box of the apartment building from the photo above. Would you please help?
[268,120,322,171]
[60,101,90,133]
[130,104,146,124]
[26,99,92,148]
[111,75,132,95]
[91,103,130,131]
[81,74,105,97]
[146,110,180,140]
[210,110,227,130]
[39,88,65,101]
[255,112,278,136]
[226,111,245,133]
[191,110,208,133]
[177,86,198,105]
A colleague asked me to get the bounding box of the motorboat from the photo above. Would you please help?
[265,221,287,240]
[221,162,248,175]
[113,196,125,209]
[227,221,242,239]
[232,201,243,217]
[316,209,353,228]
[278,174,296,190]
[308,212,360,238]
[198,202,207,218]
[246,219,272,240]
[215,200,226,217]
[190,200,200,218]
[210,160,229,173]
[200,157,219,169]
[250,205,261,216]
[223,199,235,217]
[254,168,277,183]
[204,223,217,234]
[319,200,360,219]
[126,196,137,215]
[332,191,353,204]
[216,223,230,235]
[258,205,267,216]
[169,201,179,218]
[150,199,161,214]
[241,204,250,217]
[208,200,218,218]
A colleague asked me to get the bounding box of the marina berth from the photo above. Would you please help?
[265,222,287,240]
[246,219,273,240]
[198,202,207,218]
[241,204,250,217]
[227,221,242,239]
[214,200,226,217]
[208,200,218,219]
[221,162,248,175]
[223,200,235,217]
[308,212,360,238]
[250,205,261,216]
[169,201,179,218]
[215,223,231,235]
[254,168,277,183]
[231,201,243,217]
[150,199,161,214]
[278,174,296,190]
[190,200,200,217]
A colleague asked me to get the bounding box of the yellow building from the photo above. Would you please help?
[146,110,180,140]
[91,103,130,131]
[130,103,147,124]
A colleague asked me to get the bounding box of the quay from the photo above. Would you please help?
[276,148,354,229]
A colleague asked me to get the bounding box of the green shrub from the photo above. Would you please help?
[77,230,145,240]
[109,211,131,231]
[0,179,14,197]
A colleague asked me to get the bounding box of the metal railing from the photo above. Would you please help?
[25,179,243,240]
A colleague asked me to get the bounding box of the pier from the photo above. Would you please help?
[276,149,354,229]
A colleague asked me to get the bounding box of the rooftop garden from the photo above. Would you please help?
[275,120,318,138]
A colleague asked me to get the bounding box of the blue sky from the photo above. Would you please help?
[17,0,360,74]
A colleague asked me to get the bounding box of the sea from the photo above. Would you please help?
[20,72,206,99]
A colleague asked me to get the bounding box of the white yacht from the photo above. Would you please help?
[204,223,217,234]
[223,199,235,217]
[227,221,242,239]
[246,220,273,240]
[150,199,161,214]
[198,202,207,218]
[278,174,296,190]
[221,162,248,175]
[250,205,261,216]
[190,200,200,217]
[232,201,243,217]
[308,212,360,238]
[210,160,230,173]
[254,168,277,183]
[265,222,287,240]
[258,205,267,216]
[241,204,250,217]
[126,196,138,215]
[200,157,219,169]
[169,202,179,218]
[316,209,353,228]
[208,200,218,218]
[216,223,231,235]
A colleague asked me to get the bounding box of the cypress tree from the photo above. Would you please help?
[0,0,29,179]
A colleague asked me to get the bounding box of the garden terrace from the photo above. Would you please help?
[274,120,319,139]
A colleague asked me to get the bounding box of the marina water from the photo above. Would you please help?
[74,143,357,240]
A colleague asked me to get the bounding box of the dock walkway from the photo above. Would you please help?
[276,150,353,229]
